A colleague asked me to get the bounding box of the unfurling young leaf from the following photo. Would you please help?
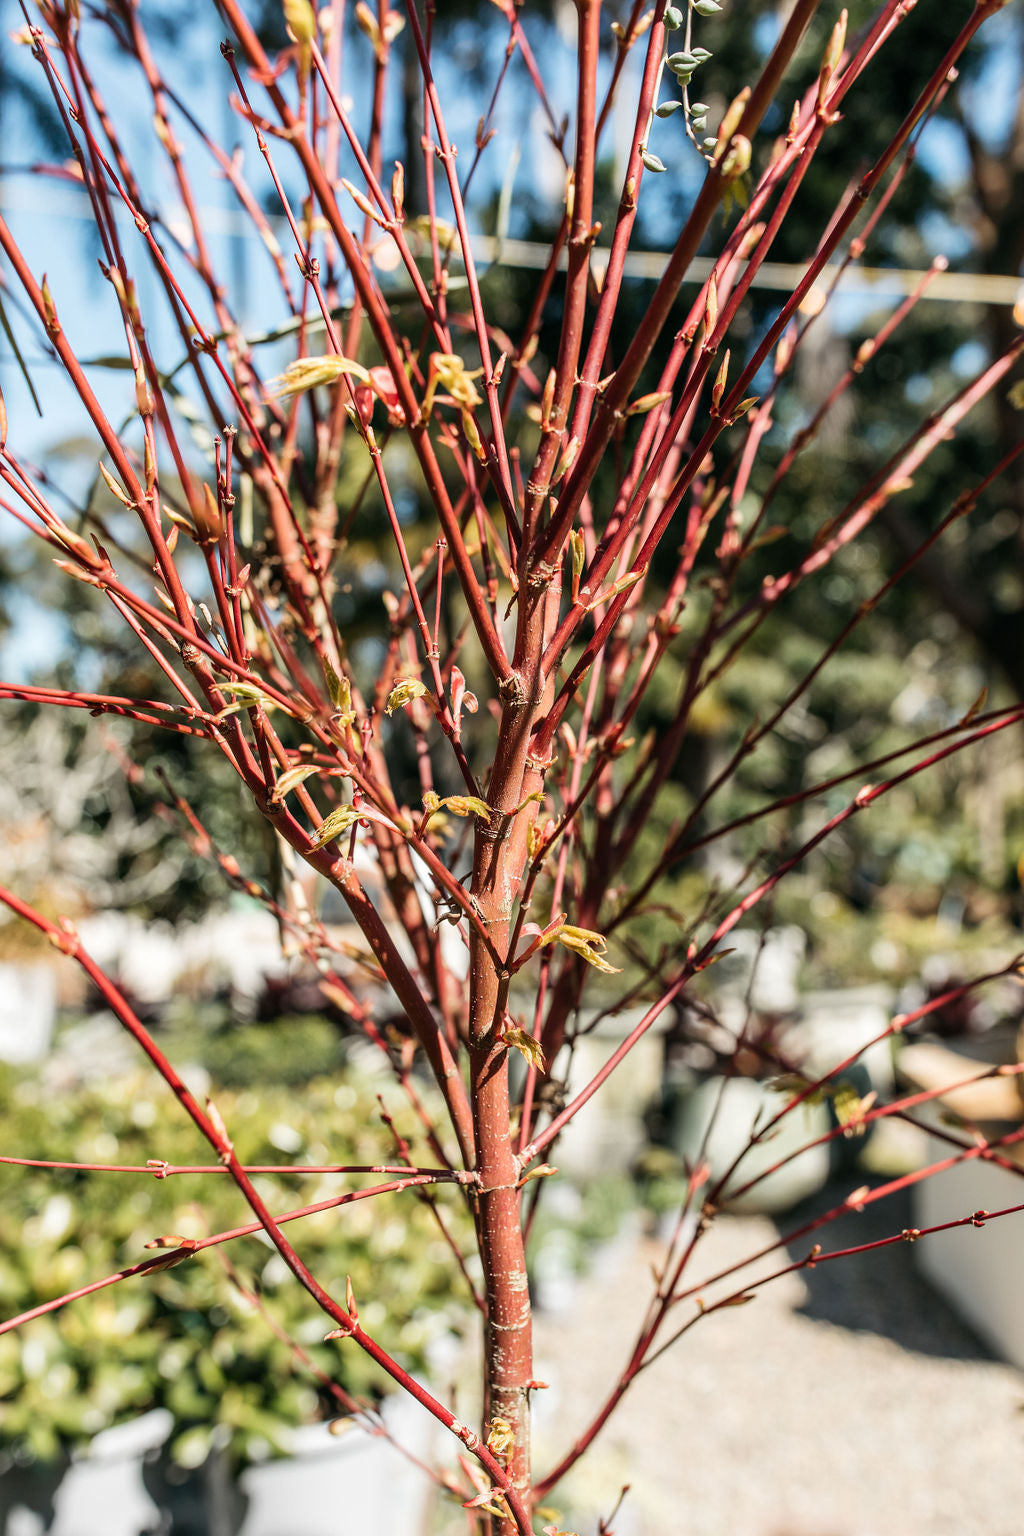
[213,682,292,722]
[719,133,751,183]
[385,678,429,715]
[503,1027,546,1071]
[283,0,316,45]
[322,651,346,703]
[422,352,482,419]
[544,923,622,974]
[831,1081,878,1136]
[486,1416,516,1458]
[321,654,349,711]
[309,804,365,850]
[270,764,323,803]
[438,795,491,821]
[271,356,371,397]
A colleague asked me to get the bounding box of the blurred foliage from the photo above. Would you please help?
[3,3,1022,974]
[0,1056,473,1469]
[165,1014,347,1090]
[0,11,1021,1030]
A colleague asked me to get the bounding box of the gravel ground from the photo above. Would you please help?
[530,1181,1024,1536]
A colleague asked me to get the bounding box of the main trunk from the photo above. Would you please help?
[469,576,558,1528]
[469,680,538,1527]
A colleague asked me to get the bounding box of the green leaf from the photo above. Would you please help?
[440,795,492,820]
[321,655,350,711]
[385,678,429,715]
[544,923,623,975]
[503,1027,545,1071]
[271,355,371,398]
[270,764,323,803]
[214,683,291,721]
[309,804,365,849]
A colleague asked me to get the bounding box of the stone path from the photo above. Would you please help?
[529,1181,1024,1536]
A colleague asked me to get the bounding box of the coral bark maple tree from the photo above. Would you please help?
[1,1,1023,1531]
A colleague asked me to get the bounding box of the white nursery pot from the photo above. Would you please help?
[671,1075,832,1214]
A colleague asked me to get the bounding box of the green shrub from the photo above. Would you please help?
[0,1062,472,1468]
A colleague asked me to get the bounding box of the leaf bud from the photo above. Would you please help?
[284,0,317,45]
[713,86,750,164]
[702,272,718,345]
[41,274,59,335]
[719,133,751,182]
[460,408,487,463]
[540,368,556,427]
[135,363,154,417]
[194,482,224,545]
[553,435,580,481]
[98,462,133,506]
[711,348,730,412]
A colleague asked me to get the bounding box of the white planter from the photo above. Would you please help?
[548,1007,666,1178]
[0,964,56,1064]
[1,1398,436,1536]
[671,1075,832,1214]
[6,1412,171,1536]
[238,1398,436,1536]
[914,1137,1024,1369]
[899,1039,1024,1368]
[796,984,897,1094]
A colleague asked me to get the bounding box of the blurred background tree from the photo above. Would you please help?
[0,0,1021,983]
